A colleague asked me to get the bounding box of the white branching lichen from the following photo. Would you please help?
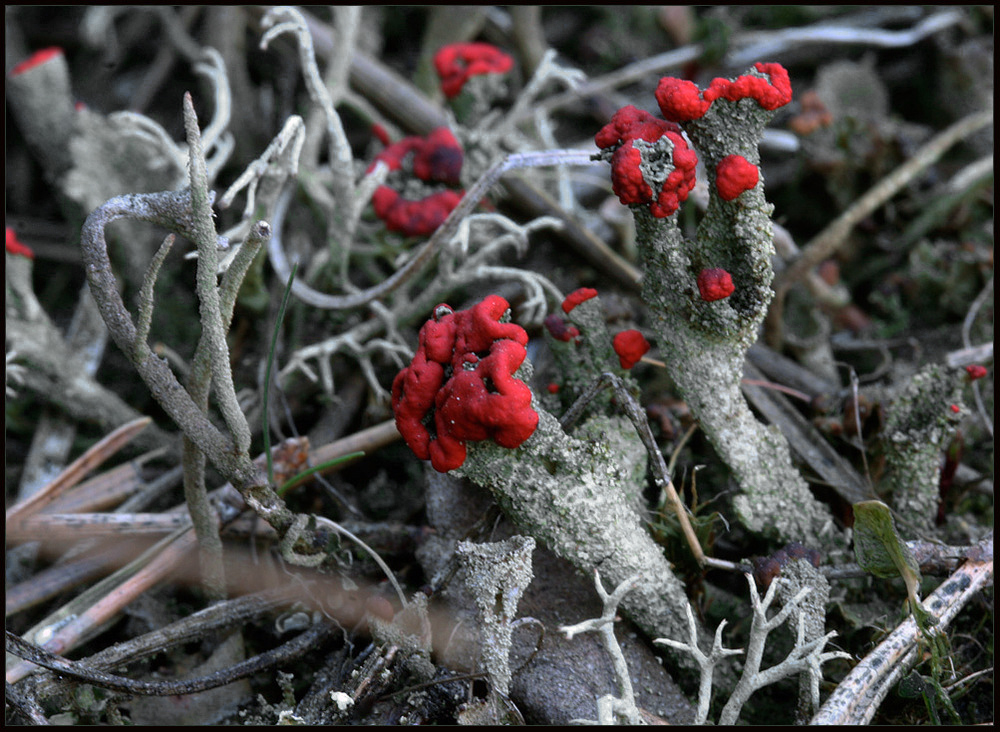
[560,571,643,725]
[656,572,848,725]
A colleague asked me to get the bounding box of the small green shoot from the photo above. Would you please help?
[264,261,298,486]
[277,451,365,497]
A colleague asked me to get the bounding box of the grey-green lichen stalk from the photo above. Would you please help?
[620,64,833,543]
[391,291,701,660]
[457,396,699,660]
[880,364,965,532]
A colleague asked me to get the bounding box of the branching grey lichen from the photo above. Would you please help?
[560,571,643,725]
[78,110,322,567]
[657,572,848,725]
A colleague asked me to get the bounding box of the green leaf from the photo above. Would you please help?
[852,500,921,581]
[852,500,935,627]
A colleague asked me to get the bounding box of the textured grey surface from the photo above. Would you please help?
[418,472,695,724]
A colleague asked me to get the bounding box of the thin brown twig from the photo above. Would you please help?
[6,621,333,697]
[283,419,401,493]
[6,547,131,617]
[561,372,736,572]
[42,449,167,515]
[28,589,295,699]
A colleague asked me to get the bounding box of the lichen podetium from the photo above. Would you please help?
[599,64,833,545]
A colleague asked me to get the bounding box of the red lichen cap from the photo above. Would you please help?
[391,295,538,472]
[372,187,463,238]
[412,127,464,185]
[368,126,465,236]
[649,136,697,218]
[965,364,988,381]
[697,268,735,302]
[654,77,711,122]
[613,330,650,370]
[561,287,599,313]
[371,122,392,147]
[656,62,792,123]
[9,47,63,76]
[715,154,759,201]
[704,62,792,111]
[595,105,678,148]
[608,145,654,207]
[369,136,423,174]
[434,42,514,99]
[595,105,698,218]
[543,313,580,343]
[5,227,34,259]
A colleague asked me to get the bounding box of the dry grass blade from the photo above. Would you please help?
[5,416,153,527]
[6,512,192,544]
[5,526,198,685]
[41,449,166,514]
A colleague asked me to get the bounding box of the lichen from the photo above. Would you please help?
[454,536,534,701]
[456,403,700,664]
[881,364,964,531]
[623,66,834,545]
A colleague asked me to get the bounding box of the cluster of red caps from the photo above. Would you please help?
[433,42,513,99]
[367,42,516,238]
[391,295,538,472]
[547,287,651,370]
[391,290,656,469]
[368,127,465,237]
[595,63,793,303]
[595,63,791,219]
